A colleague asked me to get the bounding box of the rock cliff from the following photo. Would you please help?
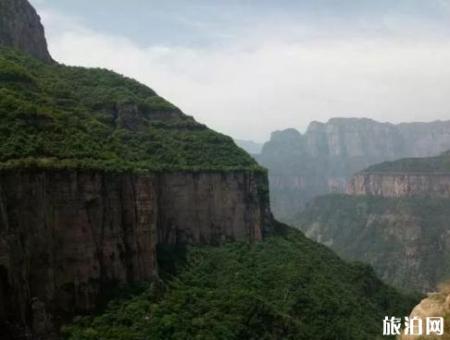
[348,152,450,197]
[0,170,269,337]
[348,172,450,198]
[297,153,450,293]
[0,0,52,62]
[257,118,450,221]
[296,194,450,293]
[0,1,272,337]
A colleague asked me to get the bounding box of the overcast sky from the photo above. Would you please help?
[31,0,450,142]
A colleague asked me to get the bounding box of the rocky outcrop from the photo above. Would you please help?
[257,118,450,221]
[348,172,450,198]
[0,170,270,337]
[400,283,450,339]
[0,0,53,63]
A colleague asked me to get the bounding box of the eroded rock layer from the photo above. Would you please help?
[348,172,450,198]
[0,170,270,336]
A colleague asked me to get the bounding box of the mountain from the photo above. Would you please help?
[257,118,450,222]
[0,1,271,336]
[234,139,263,155]
[0,1,419,338]
[0,0,53,63]
[348,151,450,198]
[296,152,450,293]
[64,226,417,340]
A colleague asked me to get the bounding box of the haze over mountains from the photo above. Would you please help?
[255,117,450,221]
[0,1,419,339]
[298,151,450,293]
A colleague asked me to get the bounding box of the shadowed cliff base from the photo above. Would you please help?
[63,226,418,340]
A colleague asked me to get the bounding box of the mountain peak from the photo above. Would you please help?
[0,0,53,62]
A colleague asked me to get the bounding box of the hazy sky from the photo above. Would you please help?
[31,0,450,141]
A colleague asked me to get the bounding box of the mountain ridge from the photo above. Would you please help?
[258,117,450,221]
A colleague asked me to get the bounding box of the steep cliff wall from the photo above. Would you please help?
[157,172,267,245]
[296,194,450,293]
[0,171,159,337]
[296,151,450,294]
[0,170,270,337]
[347,152,450,198]
[348,172,450,198]
[257,118,450,221]
[0,0,52,62]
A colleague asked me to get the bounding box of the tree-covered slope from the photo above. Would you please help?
[0,48,260,172]
[296,194,450,293]
[63,227,417,340]
[363,151,450,173]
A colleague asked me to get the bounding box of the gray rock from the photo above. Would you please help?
[0,0,53,62]
[257,118,450,222]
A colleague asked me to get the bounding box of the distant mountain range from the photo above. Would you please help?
[256,118,450,221]
[234,139,264,155]
[297,151,450,293]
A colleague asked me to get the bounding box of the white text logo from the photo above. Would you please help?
[383,316,444,336]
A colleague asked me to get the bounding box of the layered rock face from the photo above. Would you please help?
[0,170,269,336]
[348,172,450,198]
[0,171,158,337]
[297,194,450,293]
[0,0,53,62]
[297,152,450,293]
[257,118,450,221]
[157,172,267,245]
[0,0,273,337]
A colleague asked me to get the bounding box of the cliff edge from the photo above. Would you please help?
[0,1,271,337]
[347,152,450,198]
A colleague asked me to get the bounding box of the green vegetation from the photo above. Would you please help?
[63,227,417,340]
[296,194,450,293]
[364,152,450,173]
[0,48,261,172]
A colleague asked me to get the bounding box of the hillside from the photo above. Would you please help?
[0,1,270,337]
[0,47,272,338]
[0,49,259,172]
[257,118,450,222]
[63,227,418,340]
[296,194,450,293]
[363,151,450,174]
[0,1,422,338]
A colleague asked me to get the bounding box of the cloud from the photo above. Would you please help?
[35,4,450,142]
